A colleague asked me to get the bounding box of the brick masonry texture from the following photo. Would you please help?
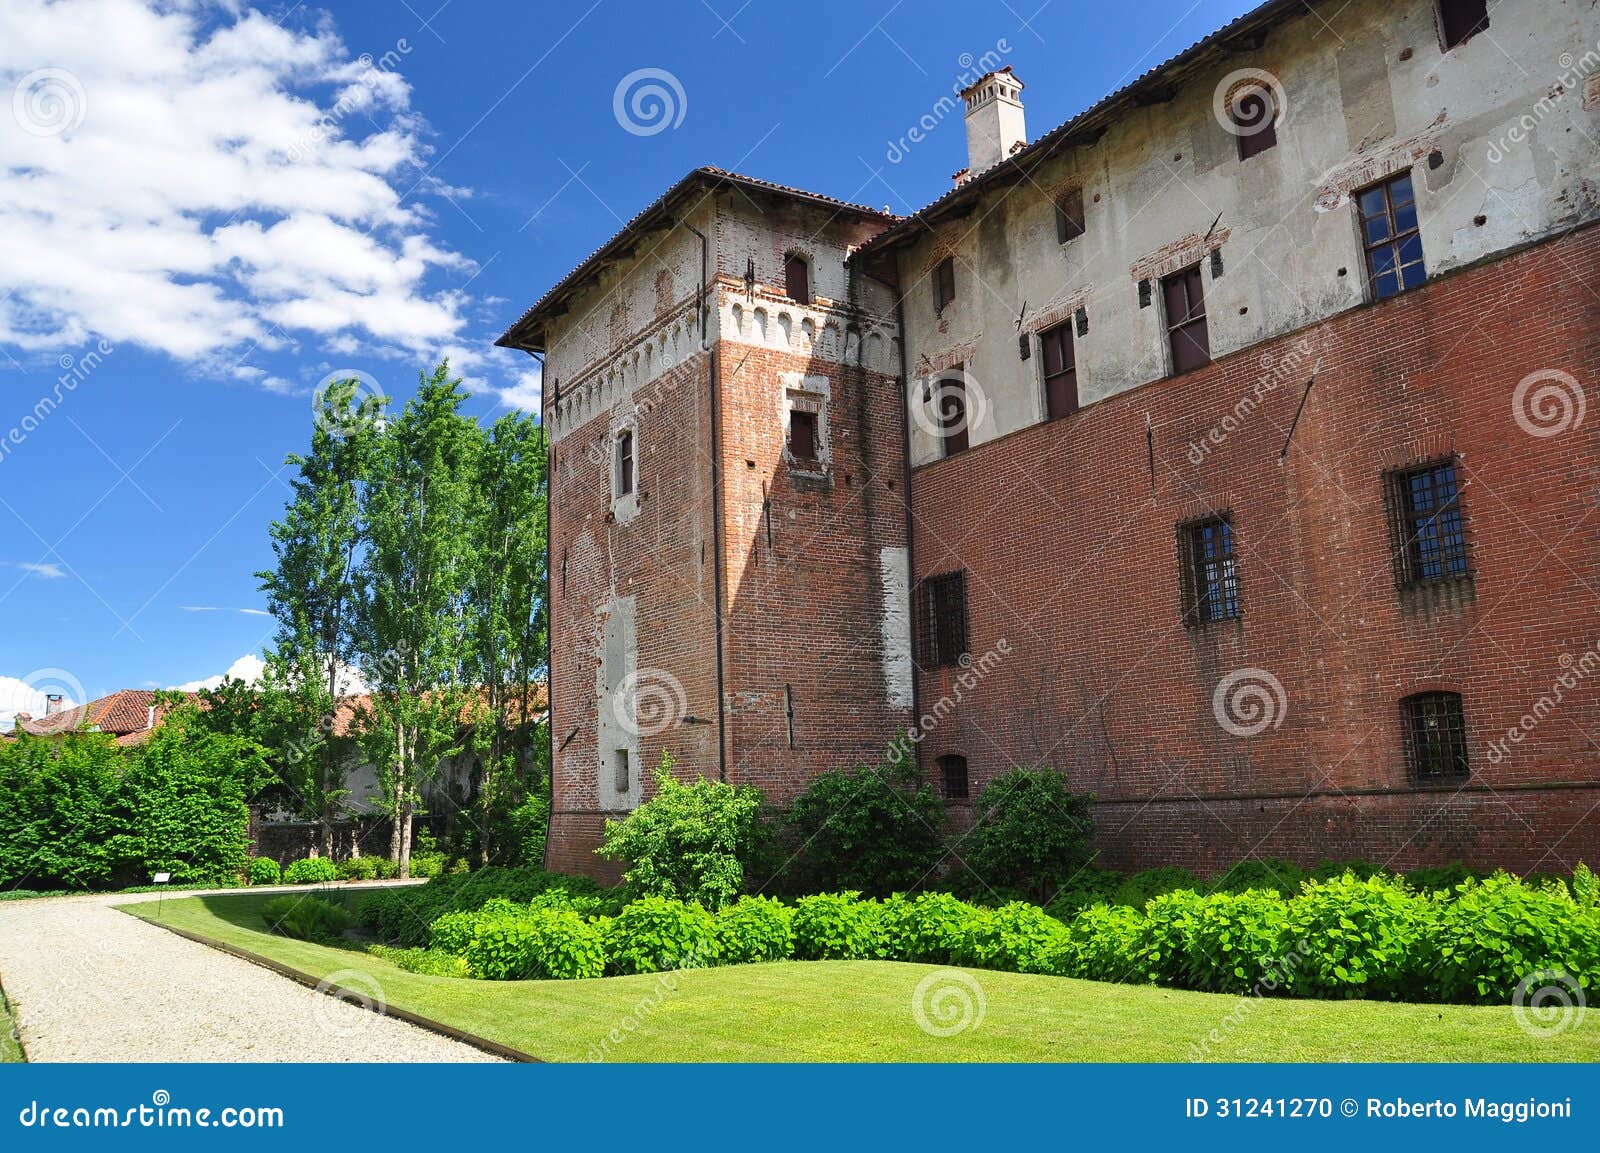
[912,224,1600,876]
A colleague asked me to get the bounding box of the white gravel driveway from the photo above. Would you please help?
[0,887,500,1062]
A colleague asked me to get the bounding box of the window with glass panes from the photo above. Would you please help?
[1357,172,1426,300]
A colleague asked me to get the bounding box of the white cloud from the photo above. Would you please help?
[0,1,477,373]
[13,561,66,578]
[0,674,79,725]
[169,652,265,693]
[181,604,271,617]
[497,364,544,413]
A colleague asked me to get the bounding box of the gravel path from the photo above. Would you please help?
[0,888,500,1062]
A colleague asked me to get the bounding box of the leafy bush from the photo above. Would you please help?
[960,768,1093,903]
[1404,863,1484,893]
[1044,867,1124,917]
[783,749,944,897]
[1281,874,1432,1000]
[715,896,795,964]
[598,754,765,911]
[366,944,470,978]
[1430,874,1599,1003]
[1130,890,1203,985]
[357,865,622,947]
[955,901,1072,975]
[1212,858,1306,897]
[282,857,339,884]
[261,895,350,941]
[1061,903,1144,981]
[791,892,881,960]
[464,908,606,980]
[1111,867,1203,910]
[0,735,118,889]
[247,857,281,886]
[603,897,722,974]
[877,892,980,964]
[1178,889,1290,994]
[337,856,382,881]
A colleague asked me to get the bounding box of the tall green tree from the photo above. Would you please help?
[256,379,381,856]
[467,412,549,865]
[352,364,480,877]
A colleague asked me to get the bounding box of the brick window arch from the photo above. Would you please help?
[784,252,811,305]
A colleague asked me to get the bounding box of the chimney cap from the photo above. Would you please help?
[959,66,1023,101]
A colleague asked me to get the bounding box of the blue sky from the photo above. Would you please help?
[0,0,1255,717]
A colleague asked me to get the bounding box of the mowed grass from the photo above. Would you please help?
[0,987,23,1063]
[128,891,1599,1063]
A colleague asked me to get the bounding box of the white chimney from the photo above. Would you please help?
[959,68,1026,183]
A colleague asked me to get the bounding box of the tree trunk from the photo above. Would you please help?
[398,801,414,878]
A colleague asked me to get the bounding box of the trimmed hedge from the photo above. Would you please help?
[282,857,338,884]
[398,868,1599,1008]
[358,866,624,947]
[247,857,281,886]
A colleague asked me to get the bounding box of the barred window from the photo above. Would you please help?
[1402,692,1469,781]
[1179,516,1240,624]
[939,754,969,800]
[1385,459,1469,585]
[916,571,968,668]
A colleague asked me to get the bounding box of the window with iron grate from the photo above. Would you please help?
[916,570,968,669]
[1179,516,1240,625]
[1402,692,1469,781]
[938,754,969,800]
[1384,458,1469,586]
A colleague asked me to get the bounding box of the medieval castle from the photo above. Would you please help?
[499,0,1600,879]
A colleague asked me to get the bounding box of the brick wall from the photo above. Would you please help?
[912,225,1600,875]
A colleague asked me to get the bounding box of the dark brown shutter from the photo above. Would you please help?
[784,254,810,304]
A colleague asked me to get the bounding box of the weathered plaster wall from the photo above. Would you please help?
[898,0,1600,466]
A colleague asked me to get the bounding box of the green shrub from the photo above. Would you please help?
[716,896,795,964]
[603,896,722,974]
[1281,874,1432,1000]
[1430,874,1599,1003]
[1178,889,1291,994]
[357,865,621,946]
[960,768,1093,903]
[783,748,944,897]
[464,908,606,980]
[790,892,881,960]
[282,857,339,884]
[1307,859,1388,884]
[1403,863,1483,893]
[1061,903,1145,981]
[1044,867,1124,917]
[1212,858,1305,897]
[261,895,351,941]
[955,901,1071,975]
[1111,867,1202,910]
[366,945,471,978]
[337,856,382,881]
[1131,889,1204,985]
[598,753,765,911]
[877,892,980,964]
[408,851,452,879]
[247,857,281,886]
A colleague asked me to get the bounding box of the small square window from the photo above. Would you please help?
[1179,516,1240,625]
[1437,0,1488,50]
[1357,172,1426,301]
[939,754,969,800]
[788,409,818,463]
[1402,692,1469,781]
[1385,459,1469,586]
[1229,84,1278,160]
[1055,188,1085,244]
[932,256,956,312]
[916,571,968,669]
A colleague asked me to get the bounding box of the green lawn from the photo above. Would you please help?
[127,892,1599,1062]
[0,987,23,1063]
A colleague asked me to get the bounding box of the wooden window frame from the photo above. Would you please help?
[1038,321,1078,421]
[916,570,968,669]
[1055,188,1085,244]
[1384,457,1470,587]
[1402,691,1469,782]
[1161,264,1210,375]
[1357,171,1426,301]
[1231,83,1278,160]
[787,408,819,464]
[784,252,811,305]
[615,428,635,498]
